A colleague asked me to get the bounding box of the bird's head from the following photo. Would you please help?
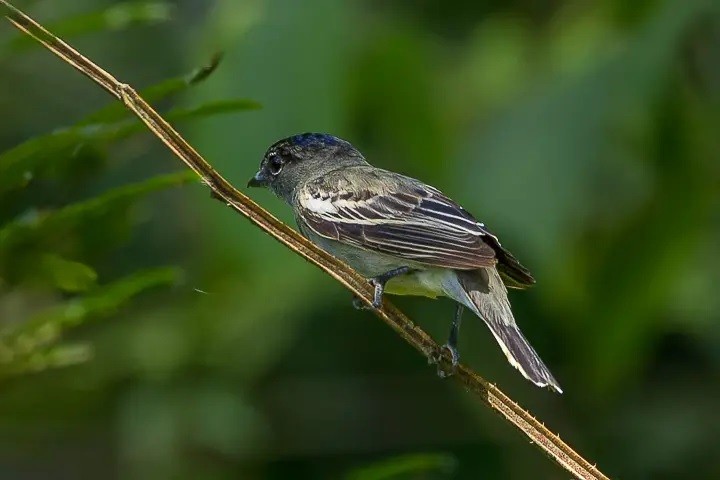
[248,133,366,201]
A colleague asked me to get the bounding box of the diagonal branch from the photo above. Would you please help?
[0,2,609,479]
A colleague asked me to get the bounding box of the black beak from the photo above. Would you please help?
[247,170,268,188]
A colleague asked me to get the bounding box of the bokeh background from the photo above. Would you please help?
[1,0,719,478]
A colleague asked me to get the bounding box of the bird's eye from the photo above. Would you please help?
[268,155,283,175]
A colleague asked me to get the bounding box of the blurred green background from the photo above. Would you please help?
[1,0,719,478]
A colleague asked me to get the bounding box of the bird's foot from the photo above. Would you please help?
[367,266,414,309]
[435,343,460,379]
[368,278,384,309]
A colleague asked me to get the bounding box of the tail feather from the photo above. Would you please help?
[451,268,562,393]
[482,234,536,289]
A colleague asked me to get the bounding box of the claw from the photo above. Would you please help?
[367,267,413,310]
[445,343,460,367]
[435,343,460,378]
[428,348,442,365]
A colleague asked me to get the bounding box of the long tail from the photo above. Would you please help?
[447,267,562,393]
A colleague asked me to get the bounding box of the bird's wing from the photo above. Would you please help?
[296,167,497,270]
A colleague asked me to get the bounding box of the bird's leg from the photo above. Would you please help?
[446,304,463,365]
[368,266,413,308]
[437,304,463,378]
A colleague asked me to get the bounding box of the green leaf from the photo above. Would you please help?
[43,343,94,369]
[163,98,262,123]
[79,52,225,126]
[0,171,197,255]
[3,2,173,54]
[0,99,257,194]
[33,253,98,293]
[0,267,180,361]
[345,454,456,480]
[2,343,93,377]
[0,131,89,193]
[0,123,142,194]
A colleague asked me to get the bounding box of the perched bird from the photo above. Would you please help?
[248,133,561,393]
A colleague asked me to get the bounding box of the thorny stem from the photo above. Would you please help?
[0,2,610,479]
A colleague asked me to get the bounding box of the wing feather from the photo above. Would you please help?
[297,168,498,270]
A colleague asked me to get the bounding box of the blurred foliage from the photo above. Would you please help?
[0,0,719,479]
[0,10,255,383]
[345,453,456,480]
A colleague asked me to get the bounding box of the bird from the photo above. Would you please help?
[248,132,562,393]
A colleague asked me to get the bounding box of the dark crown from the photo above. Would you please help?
[288,133,347,149]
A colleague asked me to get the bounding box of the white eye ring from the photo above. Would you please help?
[268,155,283,175]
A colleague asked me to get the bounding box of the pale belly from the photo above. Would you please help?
[300,226,451,299]
[384,269,449,298]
